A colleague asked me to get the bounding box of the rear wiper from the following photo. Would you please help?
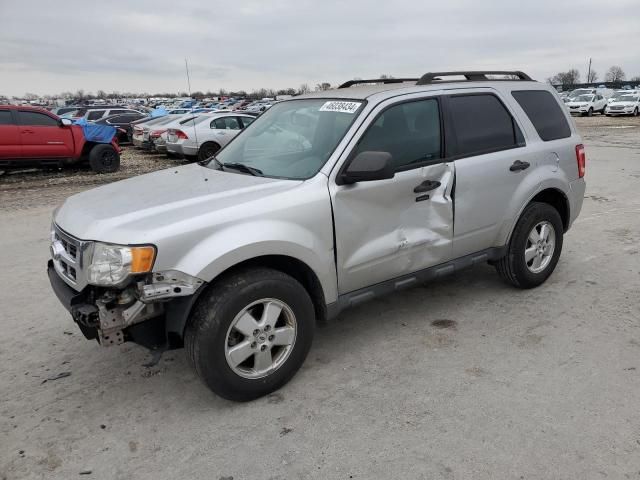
[222,162,263,176]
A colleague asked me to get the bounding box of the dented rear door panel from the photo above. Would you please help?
[332,162,454,294]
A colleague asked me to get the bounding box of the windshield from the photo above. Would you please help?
[611,91,628,99]
[575,95,594,102]
[570,89,591,97]
[617,95,638,102]
[208,98,364,180]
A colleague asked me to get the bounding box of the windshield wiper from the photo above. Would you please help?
[222,162,263,176]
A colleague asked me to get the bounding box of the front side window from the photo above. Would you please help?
[18,111,59,126]
[448,94,523,157]
[209,99,364,180]
[239,116,255,128]
[212,117,241,130]
[352,99,441,169]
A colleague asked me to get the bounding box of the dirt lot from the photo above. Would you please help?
[1,116,640,479]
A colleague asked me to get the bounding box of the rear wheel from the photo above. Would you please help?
[197,142,221,162]
[495,202,563,289]
[185,268,315,401]
[88,144,120,173]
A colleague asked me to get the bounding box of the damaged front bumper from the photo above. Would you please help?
[47,260,205,349]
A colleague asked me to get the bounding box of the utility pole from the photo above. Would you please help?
[587,58,592,84]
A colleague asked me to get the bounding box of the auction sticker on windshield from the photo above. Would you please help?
[319,101,362,114]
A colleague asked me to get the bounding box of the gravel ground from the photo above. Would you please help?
[1,116,639,479]
[0,148,187,211]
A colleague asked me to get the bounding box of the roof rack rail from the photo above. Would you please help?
[338,78,420,89]
[416,71,533,85]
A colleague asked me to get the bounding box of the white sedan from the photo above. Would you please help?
[166,113,256,160]
[605,94,640,117]
[565,94,607,116]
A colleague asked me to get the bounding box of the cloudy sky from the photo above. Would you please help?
[1,0,639,97]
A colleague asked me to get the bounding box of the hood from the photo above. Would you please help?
[55,163,301,243]
[566,102,588,106]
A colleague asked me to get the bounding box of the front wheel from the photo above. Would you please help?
[495,202,564,289]
[586,107,593,117]
[185,268,315,401]
[633,107,639,117]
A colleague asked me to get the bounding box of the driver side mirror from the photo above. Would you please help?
[339,151,395,185]
[59,118,73,127]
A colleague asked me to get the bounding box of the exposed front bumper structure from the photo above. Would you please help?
[47,260,205,350]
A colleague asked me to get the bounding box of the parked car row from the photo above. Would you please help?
[560,87,640,116]
[130,111,259,160]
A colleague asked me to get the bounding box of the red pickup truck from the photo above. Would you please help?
[0,105,121,173]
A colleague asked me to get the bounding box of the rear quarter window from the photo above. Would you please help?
[0,110,13,125]
[512,90,571,141]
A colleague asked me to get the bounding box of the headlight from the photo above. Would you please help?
[87,243,156,286]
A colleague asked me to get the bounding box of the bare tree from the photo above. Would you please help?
[96,90,107,99]
[587,70,598,83]
[548,69,580,86]
[629,76,640,83]
[297,83,310,95]
[605,66,626,82]
[379,74,395,79]
[315,82,332,91]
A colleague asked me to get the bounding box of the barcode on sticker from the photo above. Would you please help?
[319,101,362,114]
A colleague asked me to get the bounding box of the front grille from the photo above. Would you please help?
[610,105,624,110]
[51,225,89,290]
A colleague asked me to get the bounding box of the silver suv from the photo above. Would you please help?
[48,71,586,401]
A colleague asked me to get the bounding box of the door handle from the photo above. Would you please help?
[509,160,530,172]
[21,129,34,134]
[413,180,441,193]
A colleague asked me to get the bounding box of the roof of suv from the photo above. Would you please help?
[297,71,542,101]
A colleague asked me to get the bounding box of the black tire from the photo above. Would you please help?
[197,142,221,162]
[586,107,593,117]
[88,144,120,173]
[185,268,315,401]
[495,202,564,289]
[634,107,639,117]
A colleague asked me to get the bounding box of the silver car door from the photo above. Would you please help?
[445,89,534,258]
[329,94,454,294]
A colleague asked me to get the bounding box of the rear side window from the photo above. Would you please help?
[448,94,523,157]
[86,110,106,120]
[0,110,13,125]
[512,90,571,141]
[18,111,59,126]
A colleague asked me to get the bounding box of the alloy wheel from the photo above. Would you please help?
[224,298,297,379]
[524,221,556,274]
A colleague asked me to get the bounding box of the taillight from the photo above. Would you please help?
[575,144,586,178]
[172,129,188,139]
[150,129,167,138]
